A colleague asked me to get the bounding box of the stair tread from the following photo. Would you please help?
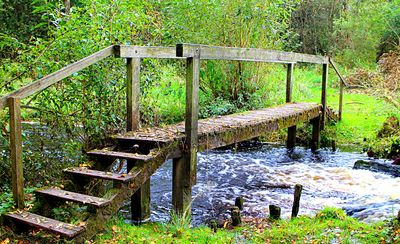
[35,188,111,207]
[64,167,138,182]
[87,150,154,161]
[6,211,84,238]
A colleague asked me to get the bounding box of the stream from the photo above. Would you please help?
[120,142,400,225]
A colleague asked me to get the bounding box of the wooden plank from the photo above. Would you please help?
[127,58,141,131]
[8,97,24,208]
[0,46,116,110]
[64,167,137,183]
[115,103,322,153]
[321,64,328,129]
[118,46,182,59]
[35,188,111,207]
[87,150,154,162]
[286,63,294,103]
[6,211,84,238]
[177,44,328,64]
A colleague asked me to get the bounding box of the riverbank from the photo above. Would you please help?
[94,208,392,243]
[1,207,394,243]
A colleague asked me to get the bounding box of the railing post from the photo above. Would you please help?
[321,63,328,129]
[127,58,141,131]
[286,63,296,149]
[286,63,294,103]
[173,46,200,216]
[339,80,344,121]
[126,57,150,223]
[8,96,24,208]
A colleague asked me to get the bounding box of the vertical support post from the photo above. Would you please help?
[321,63,328,129]
[339,80,344,121]
[8,97,24,209]
[286,63,294,103]
[127,58,150,223]
[127,160,150,223]
[127,57,141,131]
[311,116,321,152]
[172,47,200,216]
[286,63,296,149]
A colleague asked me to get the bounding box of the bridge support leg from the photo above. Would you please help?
[287,125,297,149]
[172,156,193,216]
[126,58,150,223]
[127,160,151,223]
[172,46,200,218]
[311,116,321,152]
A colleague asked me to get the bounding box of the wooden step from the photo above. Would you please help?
[87,150,154,162]
[6,211,84,238]
[35,188,111,207]
[64,167,138,183]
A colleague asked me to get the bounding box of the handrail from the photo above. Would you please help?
[116,45,184,59]
[329,58,347,121]
[177,44,329,64]
[0,45,117,110]
[329,58,348,87]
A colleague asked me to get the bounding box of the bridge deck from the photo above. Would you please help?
[115,102,322,151]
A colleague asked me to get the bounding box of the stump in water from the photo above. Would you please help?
[235,196,244,210]
[269,205,281,220]
[291,184,303,218]
[231,206,242,226]
[209,219,218,232]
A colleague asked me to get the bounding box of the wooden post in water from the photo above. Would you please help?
[172,46,200,216]
[269,205,281,220]
[291,184,303,218]
[126,57,150,222]
[311,116,321,152]
[286,63,296,149]
[9,97,25,208]
[321,63,328,129]
[231,206,242,226]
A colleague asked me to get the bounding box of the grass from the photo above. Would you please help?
[251,208,388,243]
[95,218,239,243]
[94,208,391,243]
[264,65,399,147]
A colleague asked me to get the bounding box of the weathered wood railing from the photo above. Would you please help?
[0,43,346,215]
[329,58,348,120]
[0,46,117,208]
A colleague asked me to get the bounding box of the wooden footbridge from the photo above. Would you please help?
[0,44,346,241]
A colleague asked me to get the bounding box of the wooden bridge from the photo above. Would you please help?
[0,44,346,241]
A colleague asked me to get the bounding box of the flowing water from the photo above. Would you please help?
[120,142,400,225]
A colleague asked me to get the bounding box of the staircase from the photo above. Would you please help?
[5,137,176,241]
